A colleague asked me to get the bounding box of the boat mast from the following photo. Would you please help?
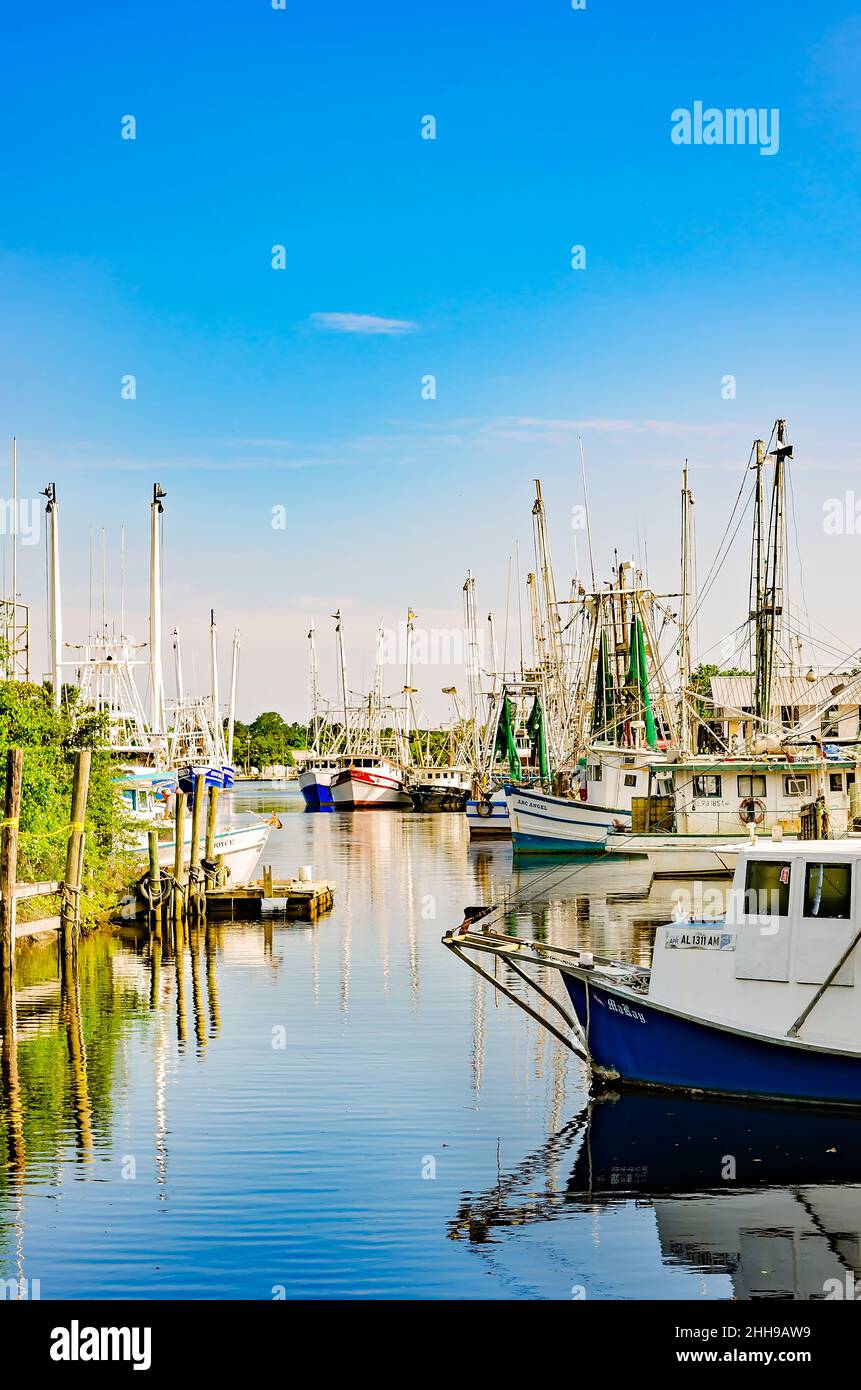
[463,572,482,771]
[751,423,791,737]
[333,608,349,748]
[43,483,63,707]
[149,483,167,738]
[533,482,562,667]
[307,620,321,753]
[750,437,766,735]
[403,607,415,765]
[227,628,240,765]
[209,609,222,760]
[679,462,694,751]
[526,572,545,672]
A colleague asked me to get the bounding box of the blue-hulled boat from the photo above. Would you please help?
[298,761,337,808]
[444,838,861,1107]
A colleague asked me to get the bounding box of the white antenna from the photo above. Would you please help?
[172,627,184,703]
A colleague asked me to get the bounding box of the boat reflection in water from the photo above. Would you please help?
[450,1090,861,1299]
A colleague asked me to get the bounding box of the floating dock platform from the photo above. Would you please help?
[205,868,334,922]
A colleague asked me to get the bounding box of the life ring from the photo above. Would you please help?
[740,797,766,826]
[476,799,494,818]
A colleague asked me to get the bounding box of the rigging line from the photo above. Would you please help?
[685,442,756,622]
[687,474,757,631]
[783,598,857,662]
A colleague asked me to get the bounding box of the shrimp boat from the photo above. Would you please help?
[445,838,861,1107]
[298,761,338,808]
[505,564,677,853]
[120,767,271,884]
[299,620,343,807]
[330,756,412,809]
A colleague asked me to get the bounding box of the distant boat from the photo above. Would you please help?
[409,767,470,811]
[298,760,338,808]
[330,758,412,810]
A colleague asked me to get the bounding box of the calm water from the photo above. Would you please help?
[1,784,859,1300]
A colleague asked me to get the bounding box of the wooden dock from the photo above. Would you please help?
[205,869,334,923]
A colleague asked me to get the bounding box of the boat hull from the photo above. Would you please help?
[410,784,469,812]
[331,768,412,810]
[154,822,271,886]
[466,791,510,836]
[563,971,861,1108]
[298,768,334,808]
[506,785,627,853]
[605,832,741,876]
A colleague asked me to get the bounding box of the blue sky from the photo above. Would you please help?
[0,1,859,718]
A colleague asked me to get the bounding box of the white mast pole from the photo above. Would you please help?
[149,484,166,736]
[403,607,414,763]
[308,621,320,752]
[44,483,63,707]
[210,608,222,760]
[227,627,240,766]
[334,609,349,747]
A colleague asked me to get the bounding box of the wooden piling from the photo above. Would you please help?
[205,786,219,862]
[0,748,23,973]
[147,829,162,936]
[61,749,91,956]
[172,790,187,928]
[188,775,205,918]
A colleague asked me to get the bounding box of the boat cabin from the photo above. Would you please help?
[649,841,861,1049]
[642,754,858,837]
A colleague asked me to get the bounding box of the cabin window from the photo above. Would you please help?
[803,862,852,920]
[744,859,791,917]
[589,764,602,781]
[692,775,721,799]
[623,773,637,788]
[830,772,844,792]
[737,775,766,797]
[823,706,840,738]
[784,774,810,797]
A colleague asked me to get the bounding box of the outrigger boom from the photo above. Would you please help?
[442,908,648,1068]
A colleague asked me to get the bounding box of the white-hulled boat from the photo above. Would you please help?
[330,757,412,810]
[446,838,861,1107]
[120,767,271,884]
[505,746,657,853]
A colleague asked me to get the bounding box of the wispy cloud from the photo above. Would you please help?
[308,312,419,336]
[498,417,736,437]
